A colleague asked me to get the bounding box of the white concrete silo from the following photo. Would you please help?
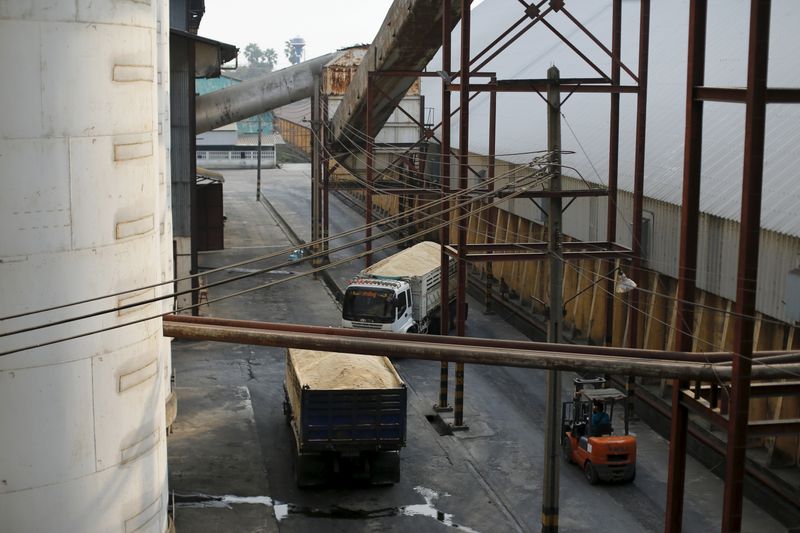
[0,0,172,531]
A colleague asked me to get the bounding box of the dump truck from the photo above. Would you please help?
[283,348,407,486]
[561,377,637,484]
[341,241,458,334]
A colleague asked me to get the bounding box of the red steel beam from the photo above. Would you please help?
[605,0,622,349]
[455,250,633,261]
[666,1,707,530]
[437,0,453,413]
[446,241,627,252]
[470,2,553,75]
[454,0,472,429]
[485,75,498,314]
[365,74,374,267]
[723,1,772,529]
[560,5,638,83]
[626,0,650,349]
[695,86,800,103]
[494,188,609,198]
[681,390,800,436]
[450,83,640,93]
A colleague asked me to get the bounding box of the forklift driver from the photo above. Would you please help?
[590,401,611,436]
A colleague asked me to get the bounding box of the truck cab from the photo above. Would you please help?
[342,278,416,333]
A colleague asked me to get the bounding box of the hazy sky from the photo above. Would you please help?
[200,0,395,69]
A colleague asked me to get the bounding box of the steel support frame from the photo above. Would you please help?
[723,1,772,530]
[437,0,454,414]
[336,1,653,521]
[666,1,706,527]
[365,74,375,267]
[453,0,472,430]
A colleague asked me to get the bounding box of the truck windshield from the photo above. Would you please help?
[343,288,395,323]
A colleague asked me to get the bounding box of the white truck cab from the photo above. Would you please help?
[341,278,416,333]
[341,242,457,334]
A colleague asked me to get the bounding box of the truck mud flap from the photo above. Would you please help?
[294,452,330,488]
[369,451,400,485]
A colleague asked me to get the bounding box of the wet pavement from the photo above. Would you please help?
[167,164,788,532]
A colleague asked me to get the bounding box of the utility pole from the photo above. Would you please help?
[542,65,563,533]
[256,115,262,201]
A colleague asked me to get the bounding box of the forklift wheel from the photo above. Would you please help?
[562,437,573,464]
[584,461,599,485]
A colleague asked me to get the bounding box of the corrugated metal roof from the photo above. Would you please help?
[421,0,800,237]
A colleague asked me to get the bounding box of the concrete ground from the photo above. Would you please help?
[167,164,789,532]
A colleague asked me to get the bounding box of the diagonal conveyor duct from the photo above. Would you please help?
[195,53,336,134]
[329,0,462,151]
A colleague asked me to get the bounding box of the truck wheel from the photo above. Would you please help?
[584,461,599,485]
[626,465,636,483]
[562,437,573,464]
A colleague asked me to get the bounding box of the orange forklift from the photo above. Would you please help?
[561,377,637,484]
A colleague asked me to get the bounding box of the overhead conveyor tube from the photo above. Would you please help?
[195,53,336,134]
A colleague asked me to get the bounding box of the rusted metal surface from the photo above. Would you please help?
[323,47,367,95]
[437,0,453,413]
[329,0,462,149]
[453,0,471,430]
[626,0,650,351]
[485,75,498,315]
[163,315,791,366]
[605,0,622,349]
[449,82,639,93]
[723,1,772,529]
[162,318,770,381]
[666,2,707,528]
[365,75,374,267]
[635,382,800,515]
[694,86,800,103]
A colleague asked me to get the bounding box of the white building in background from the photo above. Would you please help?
[421,0,800,324]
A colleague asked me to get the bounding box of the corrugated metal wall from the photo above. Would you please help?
[482,168,800,324]
[170,38,192,237]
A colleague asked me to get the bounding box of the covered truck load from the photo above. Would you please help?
[283,348,407,486]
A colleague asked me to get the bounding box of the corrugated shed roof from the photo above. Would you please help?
[421,0,800,237]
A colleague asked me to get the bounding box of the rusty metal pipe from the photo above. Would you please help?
[164,320,721,380]
[162,320,800,382]
[164,315,790,364]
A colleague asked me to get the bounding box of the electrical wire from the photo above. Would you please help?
[0,156,555,337]
[0,163,558,356]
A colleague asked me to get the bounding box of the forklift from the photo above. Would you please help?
[561,377,637,484]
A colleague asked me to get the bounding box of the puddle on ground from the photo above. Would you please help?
[173,486,480,532]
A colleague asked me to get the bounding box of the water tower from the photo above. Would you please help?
[288,36,306,64]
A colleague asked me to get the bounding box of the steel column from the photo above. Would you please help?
[485,77,497,314]
[322,91,330,262]
[311,75,321,271]
[722,1,771,530]
[453,0,472,430]
[627,0,650,350]
[604,0,622,347]
[436,0,453,413]
[365,74,375,267]
[666,3,706,530]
